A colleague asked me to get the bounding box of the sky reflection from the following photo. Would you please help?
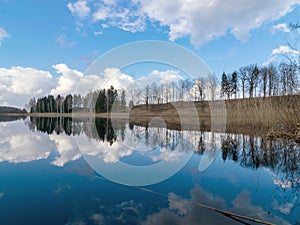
[0,118,299,224]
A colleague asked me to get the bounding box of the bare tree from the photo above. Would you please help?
[207,73,218,101]
[260,67,268,97]
[239,67,248,99]
[268,63,278,96]
[27,97,36,113]
[195,77,206,101]
[170,81,177,102]
[279,62,298,95]
[150,82,161,104]
[247,64,260,98]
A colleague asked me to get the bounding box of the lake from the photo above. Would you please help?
[0,116,299,225]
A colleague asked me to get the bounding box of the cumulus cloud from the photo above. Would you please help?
[139,0,299,45]
[67,0,91,19]
[51,63,83,96]
[51,65,135,97]
[0,63,104,107]
[0,62,183,108]
[101,67,135,90]
[271,23,291,33]
[0,27,9,46]
[67,0,300,46]
[0,66,54,107]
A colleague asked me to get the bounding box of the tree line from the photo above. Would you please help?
[28,60,299,113]
[128,60,299,106]
[29,94,73,113]
[221,61,299,99]
[28,85,126,113]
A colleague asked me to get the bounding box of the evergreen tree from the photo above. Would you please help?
[107,86,118,112]
[95,89,107,113]
[221,72,228,99]
[231,72,238,98]
[64,94,73,113]
[56,95,64,113]
[48,95,56,112]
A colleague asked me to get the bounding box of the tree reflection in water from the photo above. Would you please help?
[0,116,290,223]
[28,117,300,191]
[27,117,300,183]
[220,134,300,187]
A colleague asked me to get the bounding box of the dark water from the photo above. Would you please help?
[0,117,299,225]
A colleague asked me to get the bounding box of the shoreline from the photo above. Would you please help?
[1,95,299,139]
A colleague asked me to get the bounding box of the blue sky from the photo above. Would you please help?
[0,0,300,107]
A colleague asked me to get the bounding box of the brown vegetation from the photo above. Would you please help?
[129,95,300,139]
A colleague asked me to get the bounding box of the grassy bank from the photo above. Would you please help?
[129,95,300,138]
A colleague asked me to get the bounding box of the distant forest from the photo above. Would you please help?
[0,106,27,114]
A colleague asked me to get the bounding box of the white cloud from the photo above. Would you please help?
[150,69,183,83]
[0,63,135,107]
[92,4,146,33]
[263,45,300,66]
[94,30,103,36]
[93,6,109,21]
[0,66,54,107]
[0,63,184,108]
[262,56,276,67]
[56,34,76,48]
[67,0,91,19]
[271,23,291,33]
[50,63,83,96]
[68,0,300,46]
[138,0,300,45]
[52,65,135,96]
[272,45,299,55]
[133,69,183,89]
[101,23,109,29]
[100,67,135,90]
[0,27,9,46]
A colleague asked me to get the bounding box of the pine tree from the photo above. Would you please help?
[95,89,107,113]
[221,72,228,99]
[231,72,238,98]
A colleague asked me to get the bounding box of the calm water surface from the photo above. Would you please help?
[0,116,299,225]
